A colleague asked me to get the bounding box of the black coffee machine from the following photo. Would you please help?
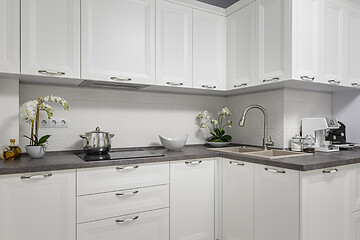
[326,121,359,149]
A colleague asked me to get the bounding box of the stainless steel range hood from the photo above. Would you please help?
[79,80,150,90]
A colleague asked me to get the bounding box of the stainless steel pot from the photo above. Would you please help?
[80,127,115,154]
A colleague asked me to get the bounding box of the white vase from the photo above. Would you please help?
[25,146,46,159]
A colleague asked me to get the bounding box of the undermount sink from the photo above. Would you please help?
[210,147,312,159]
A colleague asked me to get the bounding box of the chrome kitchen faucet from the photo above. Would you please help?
[238,105,275,150]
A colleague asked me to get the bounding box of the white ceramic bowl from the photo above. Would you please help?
[159,134,188,151]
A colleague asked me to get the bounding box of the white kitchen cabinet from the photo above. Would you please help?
[170,159,215,240]
[21,0,80,78]
[257,0,291,84]
[78,208,169,240]
[301,166,351,240]
[0,170,76,240]
[291,0,319,82]
[82,0,155,85]
[193,9,226,90]
[254,164,299,240]
[222,159,254,240]
[351,211,360,240]
[344,2,360,88]
[351,165,360,212]
[319,0,344,85]
[226,2,256,90]
[156,0,192,88]
[0,0,19,74]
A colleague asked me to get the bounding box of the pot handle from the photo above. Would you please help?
[110,134,115,138]
[79,135,88,139]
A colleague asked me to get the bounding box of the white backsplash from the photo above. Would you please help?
[19,84,333,152]
[19,84,226,151]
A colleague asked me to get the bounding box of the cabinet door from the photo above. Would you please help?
[156,0,192,88]
[193,9,225,90]
[350,211,360,240]
[257,0,291,84]
[78,208,169,240]
[0,0,19,74]
[82,0,155,85]
[291,0,319,82]
[170,159,215,240]
[0,170,76,240]
[21,0,80,78]
[301,166,351,240]
[223,159,254,240]
[255,165,299,240]
[227,2,256,90]
[344,3,360,87]
[319,0,344,85]
[351,165,360,212]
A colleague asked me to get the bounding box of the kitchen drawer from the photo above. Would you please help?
[77,208,169,240]
[77,184,169,223]
[77,162,169,195]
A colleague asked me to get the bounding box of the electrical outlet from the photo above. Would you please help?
[40,118,68,128]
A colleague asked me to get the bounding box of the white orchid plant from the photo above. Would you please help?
[21,96,69,148]
[197,106,233,142]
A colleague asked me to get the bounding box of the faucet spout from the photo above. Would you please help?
[238,105,274,150]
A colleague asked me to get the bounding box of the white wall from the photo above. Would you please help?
[19,84,226,151]
[0,78,19,155]
[333,90,360,143]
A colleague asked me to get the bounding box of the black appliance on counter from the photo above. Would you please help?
[326,121,359,149]
[76,150,164,162]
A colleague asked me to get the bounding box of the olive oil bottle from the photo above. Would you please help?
[3,139,22,160]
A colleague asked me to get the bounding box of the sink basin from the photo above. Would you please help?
[208,146,263,153]
[210,146,312,159]
[244,149,312,159]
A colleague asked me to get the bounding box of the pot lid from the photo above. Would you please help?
[86,127,109,134]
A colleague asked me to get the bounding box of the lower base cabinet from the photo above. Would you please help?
[77,208,169,240]
[351,211,360,240]
[0,170,76,240]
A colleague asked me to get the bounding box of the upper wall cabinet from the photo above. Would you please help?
[227,2,256,90]
[344,2,360,87]
[21,0,80,78]
[257,0,291,84]
[193,9,226,90]
[82,0,155,85]
[156,0,192,88]
[319,0,344,85]
[0,0,20,74]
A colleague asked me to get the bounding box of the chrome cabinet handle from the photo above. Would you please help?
[166,81,183,86]
[185,160,202,165]
[300,76,315,81]
[263,77,280,83]
[21,173,52,180]
[38,70,65,76]
[202,84,216,89]
[110,76,132,81]
[265,168,285,174]
[229,161,245,166]
[116,190,139,196]
[352,83,360,87]
[234,83,248,88]
[116,165,139,170]
[328,79,340,85]
[116,216,139,223]
[323,169,338,174]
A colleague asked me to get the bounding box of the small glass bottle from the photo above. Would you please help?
[302,135,315,153]
[3,139,22,160]
[290,135,302,152]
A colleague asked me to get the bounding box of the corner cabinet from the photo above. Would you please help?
[156,0,192,88]
[81,0,155,85]
[21,0,80,78]
[0,0,20,74]
[0,170,76,240]
[170,159,215,240]
[193,9,226,91]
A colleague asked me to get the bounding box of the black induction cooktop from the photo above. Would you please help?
[75,150,165,162]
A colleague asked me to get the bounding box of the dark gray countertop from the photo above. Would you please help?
[1,145,360,175]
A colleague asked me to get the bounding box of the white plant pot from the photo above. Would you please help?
[25,146,46,159]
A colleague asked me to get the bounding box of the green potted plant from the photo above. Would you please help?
[20,95,69,158]
[197,106,233,147]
